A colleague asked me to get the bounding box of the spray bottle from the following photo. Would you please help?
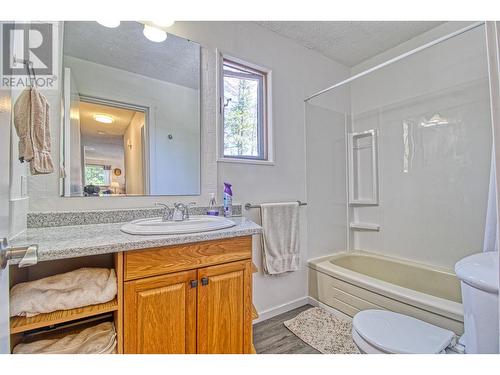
[223,183,233,218]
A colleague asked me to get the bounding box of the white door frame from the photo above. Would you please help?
[0,21,12,353]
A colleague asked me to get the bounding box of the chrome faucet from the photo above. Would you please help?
[155,202,173,222]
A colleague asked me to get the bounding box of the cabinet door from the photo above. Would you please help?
[197,260,252,354]
[124,270,197,354]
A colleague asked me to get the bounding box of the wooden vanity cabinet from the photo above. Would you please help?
[124,270,198,354]
[197,260,252,354]
[123,236,253,354]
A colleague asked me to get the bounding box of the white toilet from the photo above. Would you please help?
[351,251,499,354]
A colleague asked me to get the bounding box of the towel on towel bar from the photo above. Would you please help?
[260,202,300,275]
[13,321,117,354]
[10,267,117,317]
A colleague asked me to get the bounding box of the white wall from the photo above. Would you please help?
[9,85,29,237]
[349,24,492,268]
[27,22,350,315]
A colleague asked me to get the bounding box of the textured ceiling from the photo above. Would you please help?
[64,21,200,89]
[256,21,445,67]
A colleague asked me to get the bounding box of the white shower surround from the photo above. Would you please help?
[306,22,494,269]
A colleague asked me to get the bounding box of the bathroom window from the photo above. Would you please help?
[85,164,111,186]
[218,54,273,164]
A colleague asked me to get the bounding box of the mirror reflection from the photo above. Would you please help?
[61,21,201,197]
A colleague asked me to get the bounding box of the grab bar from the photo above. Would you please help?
[244,200,307,210]
[0,238,38,269]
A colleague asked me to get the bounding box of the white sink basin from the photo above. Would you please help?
[120,215,236,235]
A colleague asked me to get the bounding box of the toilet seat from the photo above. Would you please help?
[352,310,455,354]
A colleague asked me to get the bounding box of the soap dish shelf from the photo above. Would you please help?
[349,222,380,231]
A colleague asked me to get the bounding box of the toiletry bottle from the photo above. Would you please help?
[223,183,233,217]
[207,193,219,216]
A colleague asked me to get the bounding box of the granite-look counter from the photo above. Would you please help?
[10,217,262,263]
[27,205,243,228]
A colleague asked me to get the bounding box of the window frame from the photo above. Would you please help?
[216,51,274,165]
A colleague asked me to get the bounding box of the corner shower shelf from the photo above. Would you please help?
[10,298,119,334]
[349,200,379,206]
[348,129,379,205]
[349,222,380,231]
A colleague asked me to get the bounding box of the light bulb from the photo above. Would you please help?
[94,114,114,124]
[143,25,167,42]
[97,21,121,28]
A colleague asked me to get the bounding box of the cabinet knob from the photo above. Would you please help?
[190,280,198,288]
[201,277,209,286]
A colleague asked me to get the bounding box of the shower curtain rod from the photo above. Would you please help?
[304,21,485,102]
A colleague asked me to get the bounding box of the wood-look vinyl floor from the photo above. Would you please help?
[252,305,320,354]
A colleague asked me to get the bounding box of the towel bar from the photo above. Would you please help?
[244,200,307,210]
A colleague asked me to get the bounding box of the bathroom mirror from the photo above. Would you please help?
[60,21,201,197]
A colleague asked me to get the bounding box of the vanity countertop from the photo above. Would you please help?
[10,217,262,263]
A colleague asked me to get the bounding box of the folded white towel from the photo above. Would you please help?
[260,202,300,275]
[13,321,116,354]
[10,267,117,317]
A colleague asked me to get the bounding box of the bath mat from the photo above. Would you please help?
[284,307,360,354]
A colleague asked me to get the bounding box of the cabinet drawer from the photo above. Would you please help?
[124,236,252,281]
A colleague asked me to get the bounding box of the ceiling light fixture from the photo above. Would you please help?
[152,21,175,28]
[94,114,114,124]
[420,113,450,128]
[143,25,167,43]
[97,21,121,28]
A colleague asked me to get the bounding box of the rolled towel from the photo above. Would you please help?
[10,267,117,317]
[13,321,116,354]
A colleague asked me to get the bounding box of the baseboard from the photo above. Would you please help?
[252,296,354,324]
[252,296,310,324]
[307,296,352,321]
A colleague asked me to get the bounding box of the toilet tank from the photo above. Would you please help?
[455,252,499,354]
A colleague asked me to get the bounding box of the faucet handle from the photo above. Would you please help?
[155,202,172,221]
[185,202,196,220]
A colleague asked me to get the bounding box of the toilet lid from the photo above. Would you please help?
[352,310,455,354]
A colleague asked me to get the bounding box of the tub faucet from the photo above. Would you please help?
[155,202,173,222]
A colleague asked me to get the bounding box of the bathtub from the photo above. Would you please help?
[308,251,464,334]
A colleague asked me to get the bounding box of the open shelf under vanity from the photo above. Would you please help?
[10,298,119,334]
[9,252,124,354]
